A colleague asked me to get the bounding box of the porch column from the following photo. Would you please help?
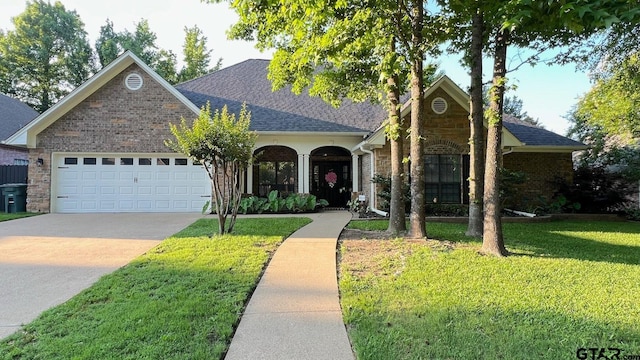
[298,154,308,193]
[351,154,359,193]
[246,164,253,194]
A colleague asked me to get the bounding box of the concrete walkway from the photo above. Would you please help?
[0,213,202,339]
[225,211,354,360]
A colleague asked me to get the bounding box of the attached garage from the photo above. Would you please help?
[52,153,210,213]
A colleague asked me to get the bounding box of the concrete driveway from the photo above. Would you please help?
[0,213,202,339]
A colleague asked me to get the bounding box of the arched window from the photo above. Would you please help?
[253,146,297,196]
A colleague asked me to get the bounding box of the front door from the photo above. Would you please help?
[312,161,350,208]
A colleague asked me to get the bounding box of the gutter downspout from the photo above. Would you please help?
[360,145,388,217]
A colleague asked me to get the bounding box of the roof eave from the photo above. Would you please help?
[257,131,370,137]
[509,145,588,153]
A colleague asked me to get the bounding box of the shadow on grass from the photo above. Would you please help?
[346,305,640,360]
[351,219,640,266]
[504,221,640,266]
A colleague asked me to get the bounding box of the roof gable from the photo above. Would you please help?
[0,94,38,141]
[5,51,199,147]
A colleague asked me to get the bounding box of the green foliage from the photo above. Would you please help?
[371,174,410,213]
[575,54,640,138]
[238,191,328,214]
[499,168,527,207]
[166,103,256,234]
[177,25,221,83]
[425,203,469,217]
[550,166,635,213]
[0,0,95,112]
[340,220,640,359]
[96,19,222,84]
[625,207,640,221]
[0,217,311,359]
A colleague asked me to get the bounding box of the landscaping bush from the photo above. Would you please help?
[549,166,634,213]
[238,191,328,214]
[371,174,410,213]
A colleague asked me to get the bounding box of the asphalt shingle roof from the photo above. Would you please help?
[502,114,584,147]
[0,93,38,141]
[175,59,384,133]
[175,59,582,148]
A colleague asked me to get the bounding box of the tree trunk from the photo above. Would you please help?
[481,28,509,256]
[386,57,407,235]
[466,7,485,238]
[408,1,427,239]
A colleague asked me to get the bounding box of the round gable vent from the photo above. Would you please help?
[125,73,143,91]
[431,97,448,114]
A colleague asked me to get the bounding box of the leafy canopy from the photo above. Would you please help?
[0,0,95,112]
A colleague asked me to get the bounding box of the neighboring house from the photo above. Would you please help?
[0,93,39,165]
[5,51,585,213]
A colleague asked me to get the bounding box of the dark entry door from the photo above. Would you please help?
[312,161,350,208]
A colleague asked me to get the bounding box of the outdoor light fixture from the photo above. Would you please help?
[36,158,44,167]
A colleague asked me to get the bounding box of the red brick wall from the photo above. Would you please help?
[503,152,575,208]
[373,89,576,208]
[27,64,195,212]
[0,146,28,165]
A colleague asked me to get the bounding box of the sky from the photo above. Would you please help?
[0,0,594,136]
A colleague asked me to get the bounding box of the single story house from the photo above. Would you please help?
[0,93,38,165]
[4,51,585,213]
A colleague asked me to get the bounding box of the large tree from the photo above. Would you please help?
[479,0,640,256]
[0,0,95,112]
[210,0,409,234]
[95,18,178,82]
[178,25,222,83]
[212,0,444,238]
[166,103,256,235]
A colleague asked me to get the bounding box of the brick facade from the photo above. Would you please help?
[372,89,576,209]
[26,64,195,212]
[503,152,575,207]
[0,145,28,165]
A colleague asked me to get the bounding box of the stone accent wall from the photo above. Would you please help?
[26,63,196,212]
[361,152,372,203]
[503,152,575,208]
[0,146,28,165]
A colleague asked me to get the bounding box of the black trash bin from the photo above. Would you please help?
[0,184,27,213]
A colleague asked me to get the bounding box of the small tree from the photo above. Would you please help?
[166,103,256,234]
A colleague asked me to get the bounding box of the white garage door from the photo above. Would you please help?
[53,154,211,213]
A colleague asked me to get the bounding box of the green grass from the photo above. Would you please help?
[0,212,39,222]
[340,220,640,360]
[0,217,311,360]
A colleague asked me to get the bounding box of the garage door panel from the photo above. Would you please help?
[101,172,116,180]
[54,154,210,213]
[81,201,97,211]
[99,200,116,211]
[82,172,97,181]
[174,172,189,181]
[81,186,97,195]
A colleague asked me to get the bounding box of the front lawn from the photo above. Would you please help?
[0,212,39,222]
[0,217,311,360]
[340,220,640,360]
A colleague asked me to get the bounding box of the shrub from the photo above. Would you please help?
[550,166,634,213]
[238,191,328,214]
[371,174,410,212]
